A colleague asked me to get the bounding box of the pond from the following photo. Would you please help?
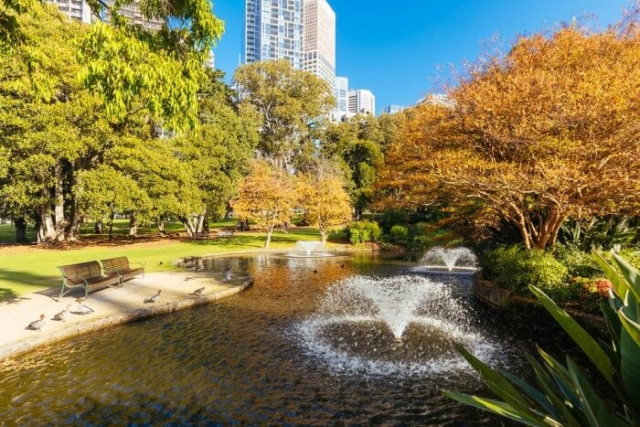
[0,252,578,425]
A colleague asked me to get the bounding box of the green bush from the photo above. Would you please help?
[481,245,568,294]
[347,220,382,244]
[388,225,409,244]
[553,244,602,278]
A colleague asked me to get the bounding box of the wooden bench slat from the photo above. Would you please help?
[99,256,145,283]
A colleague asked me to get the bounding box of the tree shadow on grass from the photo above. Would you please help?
[0,270,58,303]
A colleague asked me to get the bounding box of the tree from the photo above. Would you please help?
[0,5,115,243]
[172,69,259,236]
[2,0,224,131]
[321,115,387,218]
[297,162,352,246]
[378,22,640,249]
[233,59,334,170]
[233,161,297,248]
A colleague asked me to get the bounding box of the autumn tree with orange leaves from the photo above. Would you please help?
[378,21,640,249]
[297,164,352,246]
[233,161,297,248]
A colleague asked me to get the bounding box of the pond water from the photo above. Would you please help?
[0,252,578,425]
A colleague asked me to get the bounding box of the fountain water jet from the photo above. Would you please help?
[295,275,498,377]
[296,240,321,256]
[420,247,478,272]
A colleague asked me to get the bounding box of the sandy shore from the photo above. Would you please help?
[0,271,253,363]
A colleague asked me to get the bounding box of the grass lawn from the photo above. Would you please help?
[0,221,350,302]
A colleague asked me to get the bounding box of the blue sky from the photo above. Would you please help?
[210,0,633,114]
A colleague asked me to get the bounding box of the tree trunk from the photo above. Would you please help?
[264,228,273,248]
[180,216,196,237]
[108,211,115,241]
[128,213,138,239]
[37,200,57,243]
[53,160,65,232]
[195,213,206,234]
[320,229,328,246]
[14,218,28,243]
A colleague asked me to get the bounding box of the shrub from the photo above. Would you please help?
[481,245,568,294]
[577,277,613,313]
[552,244,602,278]
[347,220,382,244]
[388,225,409,244]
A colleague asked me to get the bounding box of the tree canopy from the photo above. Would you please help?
[378,23,640,249]
[233,59,334,170]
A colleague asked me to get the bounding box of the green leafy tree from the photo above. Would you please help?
[172,69,259,236]
[0,5,116,243]
[321,115,386,218]
[233,59,334,170]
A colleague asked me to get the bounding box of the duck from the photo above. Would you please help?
[144,289,162,303]
[53,304,71,321]
[26,314,46,330]
[75,298,95,315]
[191,287,205,296]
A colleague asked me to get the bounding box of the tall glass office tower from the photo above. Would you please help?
[244,0,304,70]
[303,0,335,90]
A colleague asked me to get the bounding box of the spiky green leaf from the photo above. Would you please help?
[530,286,616,388]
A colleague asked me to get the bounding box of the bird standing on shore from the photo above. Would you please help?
[75,298,95,315]
[225,268,232,281]
[145,289,162,303]
[26,314,46,330]
[191,287,205,296]
[53,304,71,321]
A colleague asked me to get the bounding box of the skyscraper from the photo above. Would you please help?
[244,0,304,69]
[348,89,376,116]
[302,0,335,90]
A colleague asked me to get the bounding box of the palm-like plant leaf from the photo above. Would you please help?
[529,286,617,389]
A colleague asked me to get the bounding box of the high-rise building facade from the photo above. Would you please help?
[302,0,335,90]
[348,89,376,116]
[244,0,304,69]
[334,76,348,112]
[47,0,163,30]
[48,0,92,23]
[383,104,406,114]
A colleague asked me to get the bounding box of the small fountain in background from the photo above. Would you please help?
[280,240,335,258]
[295,275,497,377]
[419,246,478,273]
[297,240,321,257]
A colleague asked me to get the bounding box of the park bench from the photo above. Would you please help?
[99,256,145,283]
[57,260,122,300]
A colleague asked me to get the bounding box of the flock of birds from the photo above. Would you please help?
[26,298,95,331]
[25,276,221,331]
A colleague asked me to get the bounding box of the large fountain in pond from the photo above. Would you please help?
[418,246,478,273]
[295,275,497,377]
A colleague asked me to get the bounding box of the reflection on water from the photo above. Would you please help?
[0,252,575,425]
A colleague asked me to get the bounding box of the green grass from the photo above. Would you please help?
[0,222,349,301]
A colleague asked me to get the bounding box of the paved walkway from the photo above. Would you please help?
[0,271,253,362]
